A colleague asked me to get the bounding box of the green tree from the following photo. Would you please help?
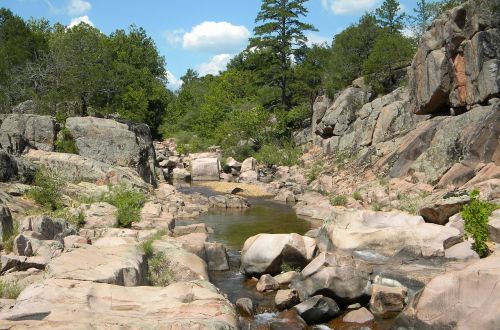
[408,0,439,43]
[324,14,380,94]
[363,31,414,93]
[251,0,317,111]
[375,0,406,32]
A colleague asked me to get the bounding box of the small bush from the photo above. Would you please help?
[281,262,302,273]
[307,161,324,183]
[140,230,167,258]
[0,280,22,299]
[27,169,63,211]
[254,142,300,167]
[330,194,348,206]
[397,193,418,215]
[55,128,79,154]
[2,220,19,253]
[462,190,498,258]
[104,184,146,228]
[148,252,175,286]
[371,202,382,211]
[352,191,363,201]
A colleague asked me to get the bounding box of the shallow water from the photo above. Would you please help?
[177,185,393,329]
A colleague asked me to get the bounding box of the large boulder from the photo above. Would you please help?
[419,191,470,225]
[322,210,462,260]
[191,157,220,181]
[45,244,147,286]
[66,117,157,186]
[0,150,35,183]
[488,209,500,243]
[369,284,407,318]
[291,252,372,305]
[24,149,149,189]
[21,216,76,242]
[240,233,317,276]
[409,5,500,114]
[0,279,238,329]
[80,202,117,229]
[396,253,500,329]
[293,295,340,325]
[0,114,57,154]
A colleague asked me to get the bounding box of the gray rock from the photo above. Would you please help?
[236,298,255,317]
[274,271,300,285]
[0,205,13,241]
[256,274,279,292]
[396,254,500,329]
[0,255,47,274]
[204,242,229,271]
[419,192,470,225]
[275,289,300,310]
[291,252,372,305]
[444,241,479,260]
[488,209,500,243]
[343,307,374,324]
[0,114,57,154]
[191,157,220,181]
[209,194,249,208]
[172,167,190,181]
[240,233,317,277]
[293,295,340,325]
[66,117,157,186]
[21,216,76,242]
[369,284,407,318]
[241,157,257,173]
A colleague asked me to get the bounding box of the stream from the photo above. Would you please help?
[176,185,393,329]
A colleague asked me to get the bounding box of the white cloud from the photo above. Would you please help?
[183,21,250,53]
[166,71,183,90]
[68,15,94,28]
[321,0,379,15]
[197,54,233,76]
[164,29,185,47]
[306,33,330,46]
[68,0,92,15]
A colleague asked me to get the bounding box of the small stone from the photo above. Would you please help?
[347,303,361,310]
[343,307,374,324]
[275,289,300,310]
[370,284,407,318]
[256,274,280,292]
[293,295,340,325]
[274,271,300,285]
[236,297,254,317]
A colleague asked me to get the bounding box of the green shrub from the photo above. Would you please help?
[461,190,498,258]
[2,220,19,253]
[352,191,363,201]
[0,280,22,299]
[281,262,302,273]
[148,252,175,286]
[104,184,146,228]
[371,202,382,211]
[55,128,79,154]
[330,194,348,206]
[254,142,300,167]
[307,160,324,183]
[140,230,167,258]
[27,169,63,211]
[397,193,418,215]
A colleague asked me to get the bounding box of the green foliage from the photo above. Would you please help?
[396,193,419,214]
[407,0,441,43]
[352,191,363,201]
[27,168,63,211]
[375,0,406,32]
[0,280,22,299]
[330,194,348,206]
[55,128,78,154]
[148,252,175,286]
[103,184,146,228]
[251,0,317,110]
[281,262,302,273]
[363,31,414,94]
[371,202,382,211]
[461,190,497,257]
[140,230,167,258]
[254,142,300,167]
[307,160,324,183]
[2,219,19,253]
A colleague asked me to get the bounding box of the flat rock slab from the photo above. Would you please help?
[191,158,220,181]
[0,279,238,329]
[45,244,146,286]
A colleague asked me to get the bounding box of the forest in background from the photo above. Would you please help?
[0,0,466,163]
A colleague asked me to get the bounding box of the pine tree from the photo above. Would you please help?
[251,0,316,111]
[408,0,439,42]
[375,0,405,32]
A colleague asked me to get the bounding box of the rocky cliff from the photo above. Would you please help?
[299,3,499,191]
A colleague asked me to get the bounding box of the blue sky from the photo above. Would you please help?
[1,0,418,90]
